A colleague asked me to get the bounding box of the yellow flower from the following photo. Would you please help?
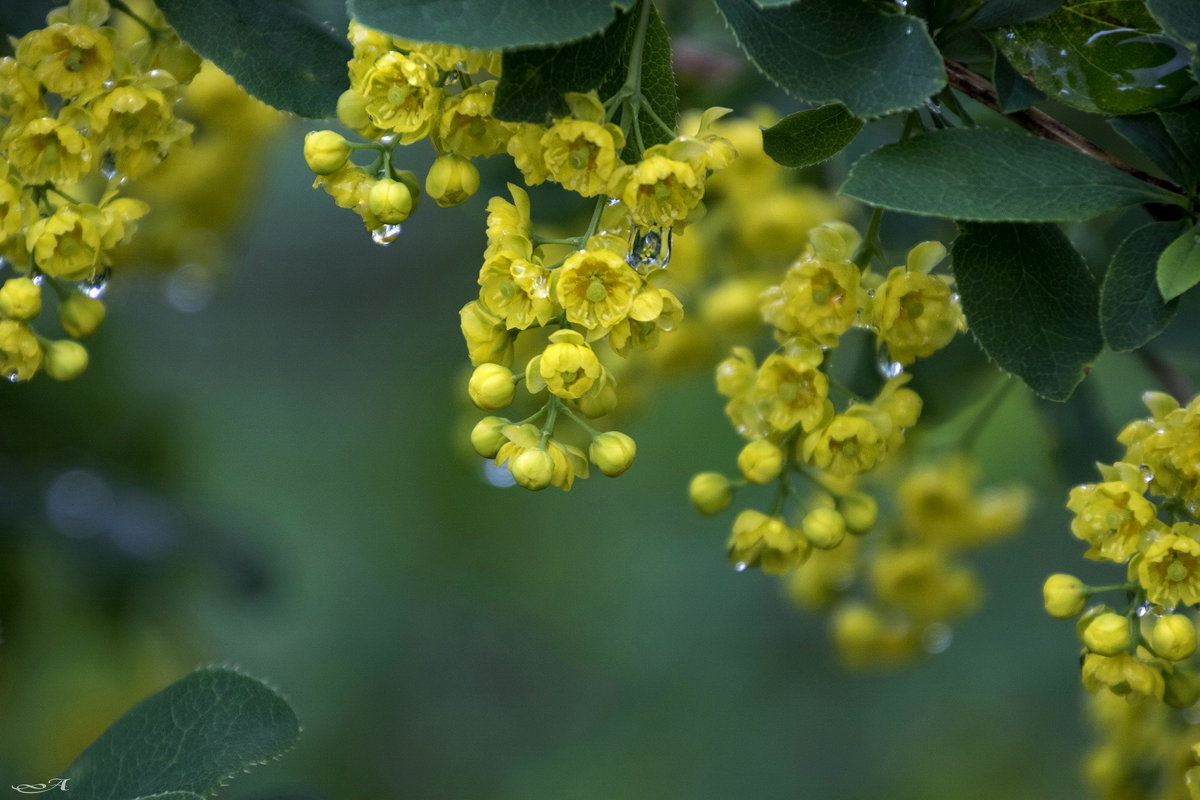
[0,319,42,381]
[468,363,516,410]
[1122,397,1200,507]
[0,174,31,246]
[0,58,45,125]
[484,183,534,254]
[1081,652,1164,701]
[541,118,625,197]
[871,547,981,624]
[506,123,550,186]
[803,407,890,477]
[460,300,513,366]
[761,253,861,347]
[433,81,510,158]
[17,23,114,96]
[494,423,588,491]
[393,36,499,74]
[1150,614,1197,661]
[727,508,809,574]
[42,338,88,381]
[608,283,683,356]
[359,50,442,139]
[752,351,829,433]
[26,204,102,281]
[90,83,191,177]
[527,329,603,399]
[0,277,42,321]
[555,246,639,334]
[477,248,556,330]
[1134,527,1200,607]
[1042,573,1088,619]
[870,264,963,364]
[612,154,703,228]
[6,116,93,185]
[589,431,636,477]
[1068,474,1159,562]
[303,130,351,175]
[689,472,734,515]
[58,291,105,338]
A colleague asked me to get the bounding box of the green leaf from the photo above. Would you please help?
[1100,222,1180,351]
[841,127,1178,222]
[62,667,300,800]
[597,2,677,156]
[1157,223,1200,300]
[156,0,351,118]
[951,222,1102,401]
[493,7,634,123]
[347,0,635,50]
[761,104,863,168]
[1109,113,1197,187]
[971,0,1062,28]
[1146,0,1200,82]
[992,49,1045,112]
[712,0,945,118]
[994,0,1197,115]
[1157,106,1200,185]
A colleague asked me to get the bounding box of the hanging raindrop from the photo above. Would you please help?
[627,226,671,271]
[875,342,903,379]
[371,224,402,246]
[79,266,112,299]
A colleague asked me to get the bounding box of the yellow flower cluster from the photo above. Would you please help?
[690,223,1026,667]
[0,0,200,382]
[1045,391,1200,708]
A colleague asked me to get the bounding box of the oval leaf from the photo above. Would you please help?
[761,104,863,168]
[841,127,1178,222]
[1108,113,1197,187]
[971,0,1063,28]
[1157,223,1200,301]
[157,0,351,118]
[993,49,1045,112]
[62,668,300,800]
[348,0,635,50]
[994,0,1196,115]
[1147,0,1200,82]
[951,222,1102,401]
[1100,221,1180,350]
[712,0,945,118]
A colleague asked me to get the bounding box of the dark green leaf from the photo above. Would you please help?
[994,0,1197,115]
[597,2,677,156]
[348,0,635,50]
[712,0,945,118]
[1100,222,1180,350]
[1157,223,1200,300]
[493,7,634,123]
[971,0,1062,28]
[993,49,1045,112]
[1157,107,1200,185]
[1109,113,1197,186]
[841,127,1177,221]
[156,0,351,118]
[62,668,300,800]
[1146,0,1200,82]
[951,222,1102,401]
[761,104,863,168]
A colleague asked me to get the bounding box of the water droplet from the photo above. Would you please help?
[7,371,19,383]
[875,344,903,379]
[904,24,913,35]
[443,71,460,84]
[371,224,402,245]
[733,561,748,573]
[865,288,876,299]
[921,623,952,654]
[30,273,45,286]
[1136,603,1152,617]
[100,152,118,180]
[627,226,672,271]
[79,266,111,299]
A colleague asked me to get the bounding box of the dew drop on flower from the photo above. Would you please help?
[875,343,903,379]
[627,226,671,271]
[30,273,45,287]
[371,224,403,246]
[1136,603,1152,617]
[733,561,748,573]
[100,152,118,180]
[7,371,19,383]
[79,266,112,299]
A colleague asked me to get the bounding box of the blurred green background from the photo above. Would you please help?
[3,2,1200,797]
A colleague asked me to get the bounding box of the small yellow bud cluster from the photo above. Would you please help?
[0,0,202,382]
[304,22,508,238]
[1045,391,1200,707]
[689,225,1024,667]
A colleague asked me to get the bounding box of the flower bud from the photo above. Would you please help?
[303,130,351,175]
[575,381,618,418]
[1163,667,1200,708]
[58,292,106,338]
[1151,614,1197,661]
[0,277,42,321]
[1081,611,1132,656]
[590,431,636,477]
[468,363,515,410]
[42,339,88,381]
[368,178,414,225]
[737,439,784,484]
[425,153,480,208]
[470,415,509,458]
[689,471,734,516]
[1042,573,1088,619]
[838,492,878,534]
[802,507,846,550]
[336,89,372,132]
[510,448,553,491]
